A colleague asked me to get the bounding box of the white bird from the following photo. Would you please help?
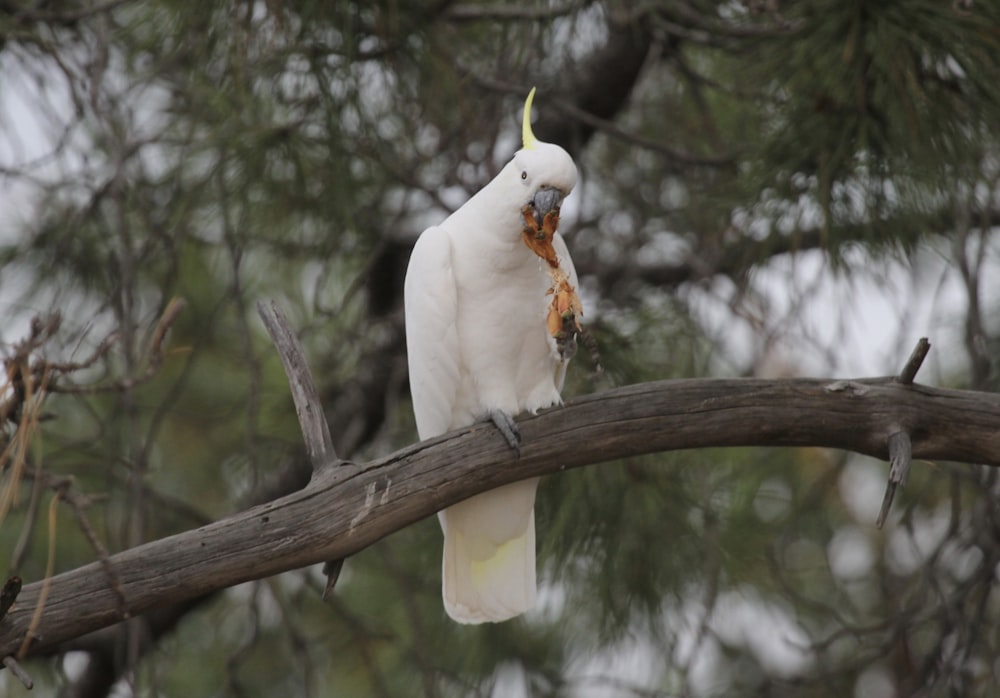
[404,89,581,623]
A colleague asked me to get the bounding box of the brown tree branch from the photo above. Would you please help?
[2,376,1000,660]
[256,300,349,597]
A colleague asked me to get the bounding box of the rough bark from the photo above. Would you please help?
[2,376,999,661]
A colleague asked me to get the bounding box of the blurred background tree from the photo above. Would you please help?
[1,0,999,696]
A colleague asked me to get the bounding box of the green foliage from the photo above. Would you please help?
[742,0,1000,245]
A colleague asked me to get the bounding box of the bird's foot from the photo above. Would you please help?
[488,409,522,457]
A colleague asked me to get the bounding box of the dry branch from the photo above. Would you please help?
[898,337,931,385]
[2,376,1000,660]
[256,300,347,597]
[256,301,338,471]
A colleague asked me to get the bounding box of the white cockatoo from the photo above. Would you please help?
[404,89,581,624]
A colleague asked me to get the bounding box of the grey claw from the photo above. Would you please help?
[488,409,522,457]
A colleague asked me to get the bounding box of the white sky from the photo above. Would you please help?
[695,243,992,380]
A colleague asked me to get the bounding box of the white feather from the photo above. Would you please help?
[404,138,579,623]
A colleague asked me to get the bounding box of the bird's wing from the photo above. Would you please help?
[404,225,462,440]
[553,230,580,296]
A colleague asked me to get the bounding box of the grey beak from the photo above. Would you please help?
[531,187,563,226]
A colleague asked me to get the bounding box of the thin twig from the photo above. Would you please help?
[60,483,128,618]
[142,297,188,376]
[0,363,49,523]
[46,297,186,395]
[2,655,33,689]
[18,491,62,658]
[28,330,116,378]
[9,457,44,572]
[898,338,931,385]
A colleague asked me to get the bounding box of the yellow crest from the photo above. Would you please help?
[522,87,538,150]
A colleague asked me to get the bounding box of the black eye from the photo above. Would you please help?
[521,171,527,180]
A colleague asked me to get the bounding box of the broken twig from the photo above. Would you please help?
[257,300,346,598]
[877,431,912,529]
[2,655,33,689]
[897,338,931,385]
[257,301,336,470]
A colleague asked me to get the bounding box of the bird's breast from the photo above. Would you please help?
[447,232,564,418]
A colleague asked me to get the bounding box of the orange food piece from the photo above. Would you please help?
[546,306,564,337]
[521,207,560,266]
[521,204,584,344]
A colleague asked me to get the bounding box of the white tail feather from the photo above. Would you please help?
[440,479,538,624]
